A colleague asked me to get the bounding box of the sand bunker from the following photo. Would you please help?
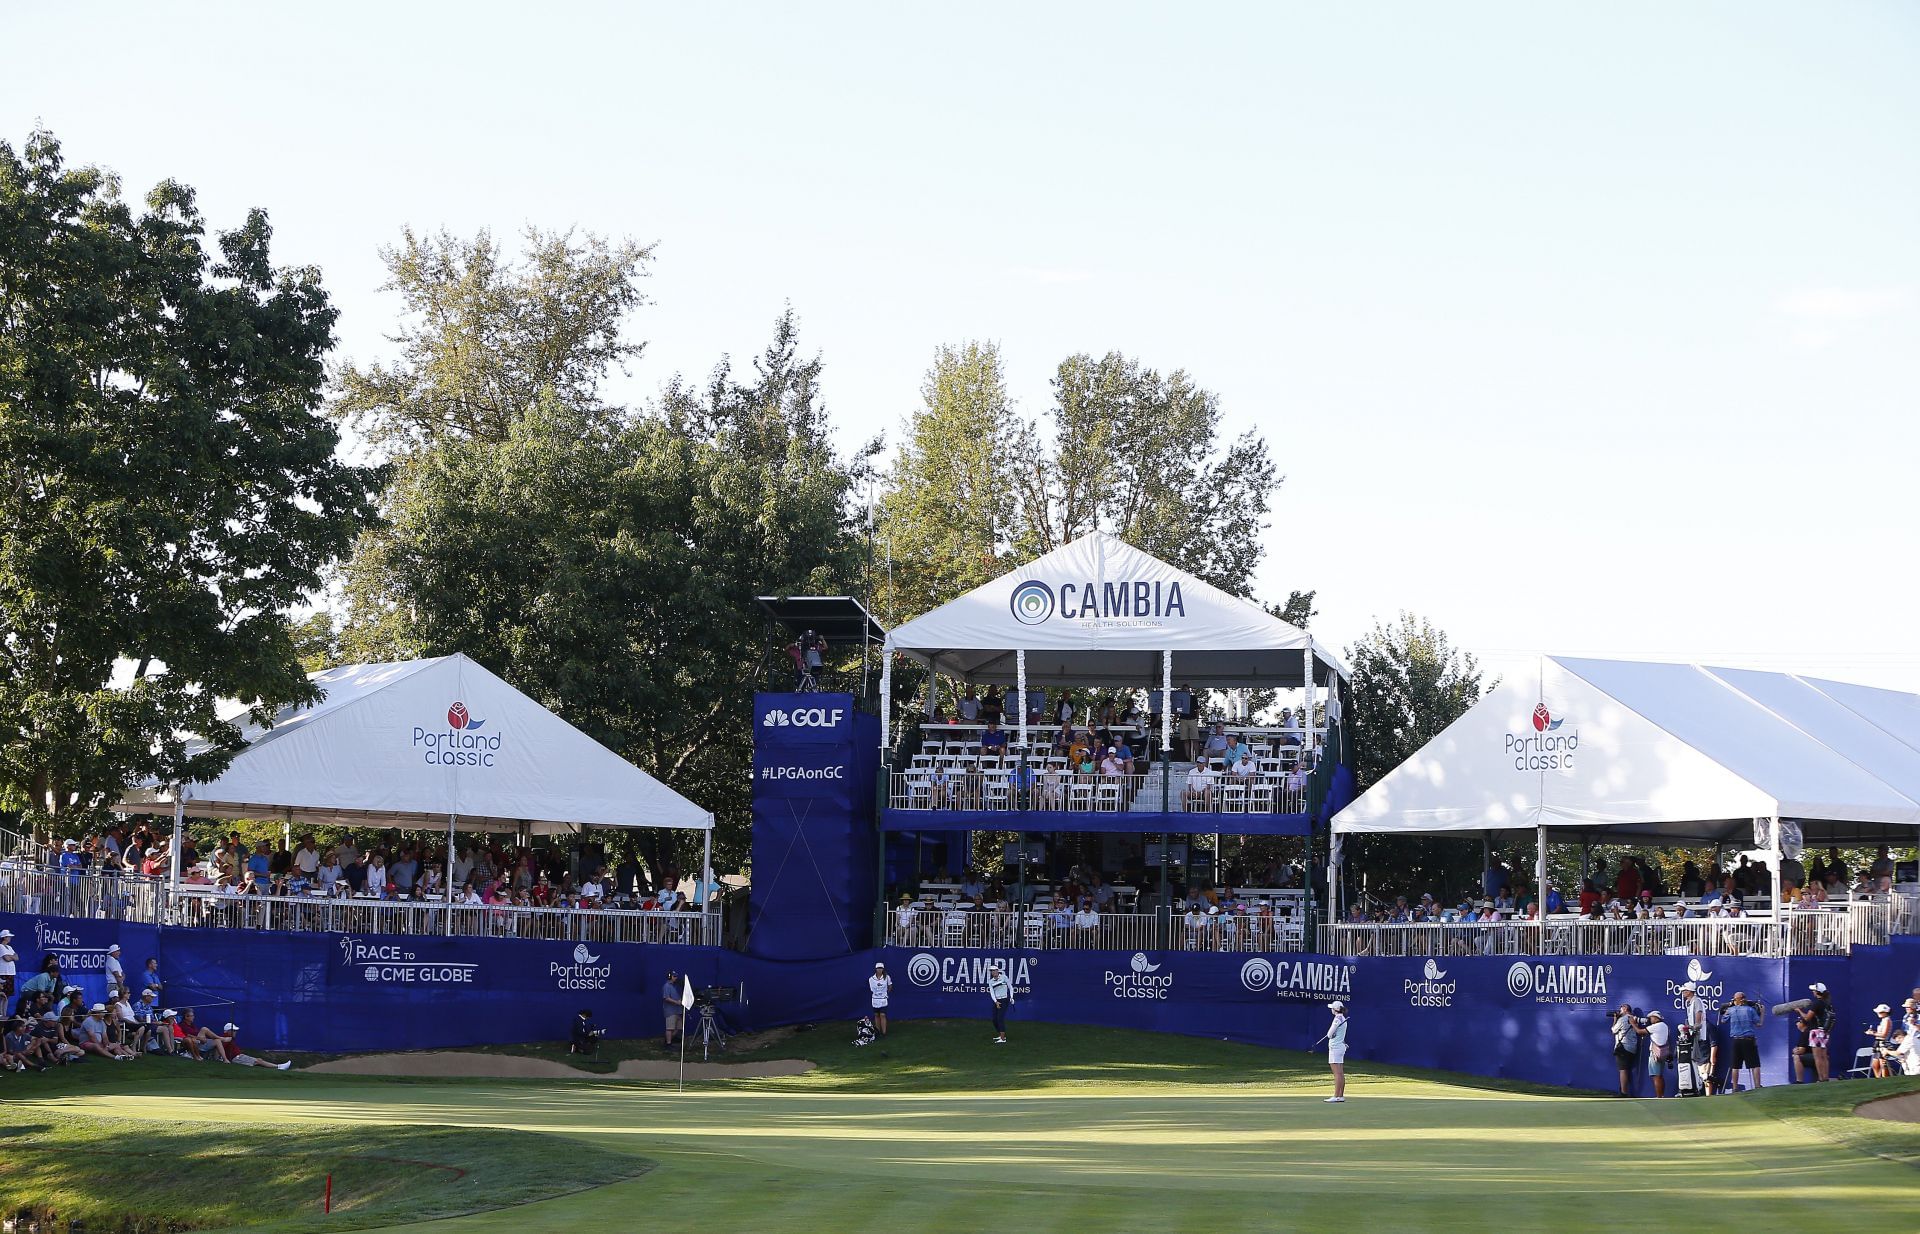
[304,1050,814,1081]
[1853,1090,1920,1124]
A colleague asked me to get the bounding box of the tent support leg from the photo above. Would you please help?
[1536,825,1548,949]
[444,813,458,936]
[1016,649,1027,753]
[1766,815,1782,953]
[168,795,184,915]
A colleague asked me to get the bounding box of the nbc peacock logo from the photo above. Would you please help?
[1009,580,1055,626]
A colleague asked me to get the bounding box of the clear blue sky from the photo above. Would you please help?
[6,3,1917,686]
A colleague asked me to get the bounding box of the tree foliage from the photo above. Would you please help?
[880,345,1289,626]
[1340,613,1488,900]
[340,309,867,870]
[0,131,376,825]
[331,226,654,452]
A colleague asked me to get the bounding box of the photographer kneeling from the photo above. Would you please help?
[571,1007,605,1056]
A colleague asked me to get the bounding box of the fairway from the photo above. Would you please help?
[6,1024,1918,1233]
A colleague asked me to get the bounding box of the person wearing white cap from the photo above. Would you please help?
[212,1021,292,1070]
[1870,1003,1896,1077]
[104,943,125,987]
[985,961,1013,1043]
[0,929,15,1005]
[1675,980,1714,1093]
[1796,982,1835,1083]
[75,1002,134,1060]
[868,962,892,1039]
[1323,1000,1350,1102]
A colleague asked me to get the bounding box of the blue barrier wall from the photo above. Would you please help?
[748,693,879,960]
[7,904,1911,1092]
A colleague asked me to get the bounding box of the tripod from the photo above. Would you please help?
[695,1001,729,1060]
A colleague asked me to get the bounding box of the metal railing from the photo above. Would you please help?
[882,906,1312,953]
[887,770,1308,815]
[1317,897,1919,959]
[0,860,718,947]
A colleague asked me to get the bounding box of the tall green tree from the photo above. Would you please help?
[877,340,1026,622]
[331,226,653,452]
[1014,352,1277,595]
[0,131,376,826]
[340,311,867,870]
[1340,612,1489,900]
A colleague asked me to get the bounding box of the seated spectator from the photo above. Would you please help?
[34,1011,82,1065]
[1184,762,1217,811]
[75,1003,134,1060]
[1219,733,1248,767]
[3,1015,44,1071]
[1202,723,1229,763]
[980,721,1008,755]
[1099,746,1127,776]
[1230,750,1259,781]
[1073,902,1100,936]
[209,1021,290,1069]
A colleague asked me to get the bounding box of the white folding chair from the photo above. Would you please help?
[1094,779,1123,812]
[1220,782,1248,813]
[1845,1047,1877,1078]
[983,774,1012,810]
[1248,781,1276,813]
[1068,782,1094,811]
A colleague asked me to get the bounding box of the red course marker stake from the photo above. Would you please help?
[324,1173,333,1213]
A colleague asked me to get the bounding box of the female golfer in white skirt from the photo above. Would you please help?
[1324,1000,1348,1102]
[868,962,892,1038]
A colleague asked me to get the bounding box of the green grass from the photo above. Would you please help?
[6,1022,1918,1234]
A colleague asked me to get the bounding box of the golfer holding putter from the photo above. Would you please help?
[1323,1000,1349,1102]
[986,961,1013,1044]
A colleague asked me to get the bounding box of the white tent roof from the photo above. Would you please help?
[1333,656,1920,845]
[884,531,1347,688]
[114,654,711,833]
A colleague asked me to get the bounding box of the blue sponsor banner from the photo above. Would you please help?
[755,693,856,746]
[753,746,857,797]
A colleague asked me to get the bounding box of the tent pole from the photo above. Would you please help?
[1535,824,1548,945]
[1303,647,1314,752]
[1016,649,1028,753]
[169,794,185,899]
[1160,651,1172,760]
[1766,816,1782,946]
[444,813,457,936]
[879,644,892,754]
[701,820,713,930]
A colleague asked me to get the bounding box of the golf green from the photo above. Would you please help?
[7,1023,1918,1233]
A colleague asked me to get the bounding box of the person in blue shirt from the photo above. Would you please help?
[246,841,272,883]
[58,838,87,883]
[1113,737,1135,771]
[980,721,1008,754]
[1721,991,1767,1090]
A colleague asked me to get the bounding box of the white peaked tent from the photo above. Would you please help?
[116,653,711,836]
[880,531,1348,750]
[1330,656,1920,917]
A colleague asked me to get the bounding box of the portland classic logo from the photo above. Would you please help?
[1104,952,1174,1000]
[414,701,503,767]
[1009,580,1055,626]
[1686,958,1713,983]
[550,943,611,991]
[1505,702,1578,772]
[1406,957,1456,1008]
[573,944,601,965]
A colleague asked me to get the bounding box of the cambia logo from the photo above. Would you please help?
[904,952,1035,995]
[1241,956,1353,1000]
[1009,580,1055,626]
[1506,960,1611,1004]
[1008,578,1186,627]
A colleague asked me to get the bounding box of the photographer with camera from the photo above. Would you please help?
[1609,1003,1646,1097]
[571,1007,604,1056]
[1720,991,1766,1091]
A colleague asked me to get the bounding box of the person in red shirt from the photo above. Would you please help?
[1615,860,1642,901]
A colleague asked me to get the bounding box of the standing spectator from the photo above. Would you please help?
[958,685,980,722]
[1868,846,1895,892]
[1324,1000,1349,1102]
[1722,992,1766,1090]
[1799,982,1835,1083]
[1645,1010,1671,1098]
[1610,1003,1645,1096]
[1869,1003,1895,1077]
[1679,980,1713,1095]
[0,929,15,1007]
[868,962,892,1038]
[662,971,685,1049]
[986,961,1013,1044]
[103,943,125,991]
[800,629,827,682]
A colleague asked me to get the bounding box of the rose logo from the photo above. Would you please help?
[1531,704,1563,732]
[446,701,485,731]
[1686,958,1713,983]
[1506,961,1535,998]
[906,953,941,987]
[1423,959,1448,981]
[573,944,600,965]
[1130,952,1161,974]
[1009,580,1055,626]
[1239,957,1274,992]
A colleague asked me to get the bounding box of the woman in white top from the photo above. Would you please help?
[986,962,1013,1043]
[1324,1000,1349,1102]
[868,963,892,1038]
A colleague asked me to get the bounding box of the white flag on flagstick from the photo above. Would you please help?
[681,976,695,1010]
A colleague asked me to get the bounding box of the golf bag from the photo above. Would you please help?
[853,1016,877,1047]
[1675,1026,1702,1097]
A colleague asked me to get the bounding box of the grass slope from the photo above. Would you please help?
[0,1064,645,1232]
[7,1022,1918,1234]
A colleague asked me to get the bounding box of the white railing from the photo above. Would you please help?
[0,861,718,947]
[887,770,1308,815]
[1318,900,1915,959]
[883,904,1312,953]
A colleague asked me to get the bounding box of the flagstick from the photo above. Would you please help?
[678,1021,686,1093]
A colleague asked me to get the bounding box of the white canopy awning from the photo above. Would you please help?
[114,654,711,834]
[1332,656,1920,845]
[883,531,1347,688]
